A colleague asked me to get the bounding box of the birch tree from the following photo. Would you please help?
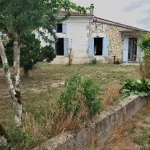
[0,0,87,126]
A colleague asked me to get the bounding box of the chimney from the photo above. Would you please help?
[90,4,94,15]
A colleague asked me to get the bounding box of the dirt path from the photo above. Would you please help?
[101,102,150,150]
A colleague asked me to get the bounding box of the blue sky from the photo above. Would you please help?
[71,0,150,30]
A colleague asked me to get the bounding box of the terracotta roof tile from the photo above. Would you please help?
[59,10,93,16]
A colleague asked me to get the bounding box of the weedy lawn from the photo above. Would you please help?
[0,63,140,149]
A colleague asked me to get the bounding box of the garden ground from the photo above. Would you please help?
[0,63,149,149]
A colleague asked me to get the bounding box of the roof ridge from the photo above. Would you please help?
[59,10,93,16]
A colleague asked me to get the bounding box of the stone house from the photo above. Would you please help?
[41,10,148,64]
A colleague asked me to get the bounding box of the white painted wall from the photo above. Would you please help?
[64,17,93,58]
[35,17,95,64]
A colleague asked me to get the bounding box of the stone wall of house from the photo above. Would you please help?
[106,25,123,63]
[86,22,123,63]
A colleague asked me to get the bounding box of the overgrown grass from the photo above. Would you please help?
[0,63,140,149]
[101,81,121,110]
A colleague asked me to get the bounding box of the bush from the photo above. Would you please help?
[58,74,101,117]
[1,123,46,150]
[115,59,121,64]
[137,33,150,50]
[120,78,150,98]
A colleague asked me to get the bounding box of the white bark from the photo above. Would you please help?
[13,32,20,91]
[0,35,22,126]
[13,32,22,126]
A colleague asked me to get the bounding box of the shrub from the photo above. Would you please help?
[120,78,150,98]
[137,33,150,50]
[115,59,121,64]
[1,124,31,150]
[58,74,101,117]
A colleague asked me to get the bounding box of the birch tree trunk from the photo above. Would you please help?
[13,32,22,126]
[0,35,22,126]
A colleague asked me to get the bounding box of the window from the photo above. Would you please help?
[56,38,64,55]
[51,38,69,56]
[56,22,66,34]
[57,24,62,33]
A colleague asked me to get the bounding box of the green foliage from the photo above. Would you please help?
[143,48,150,61]
[120,78,150,98]
[1,124,45,150]
[20,32,56,73]
[133,133,150,146]
[3,65,9,72]
[137,33,150,50]
[1,32,56,73]
[1,125,29,150]
[58,74,101,117]
[115,59,121,64]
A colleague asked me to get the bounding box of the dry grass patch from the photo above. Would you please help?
[22,103,90,139]
[102,81,121,110]
[139,61,150,79]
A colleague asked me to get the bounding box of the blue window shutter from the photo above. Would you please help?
[88,38,94,57]
[102,37,109,57]
[62,22,67,34]
[64,38,69,56]
[123,37,129,62]
[50,38,56,53]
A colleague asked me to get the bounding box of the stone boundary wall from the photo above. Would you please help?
[33,95,147,150]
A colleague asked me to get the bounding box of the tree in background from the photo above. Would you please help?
[138,33,150,51]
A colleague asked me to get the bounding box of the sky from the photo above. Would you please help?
[71,0,150,31]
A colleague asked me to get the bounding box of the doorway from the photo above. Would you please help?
[128,38,137,61]
[94,38,103,55]
[55,38,64,55]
